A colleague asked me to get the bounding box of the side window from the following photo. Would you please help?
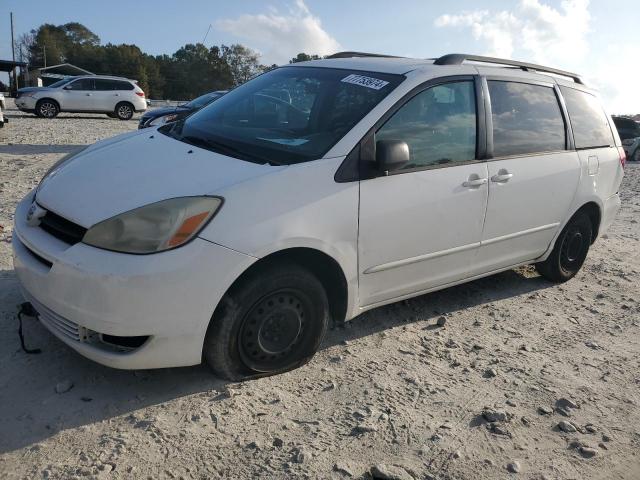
[376,81,477,169]
[488,81,565,157]
[66,78,94,91]
[114,80,135,91]
[94,79,116,91]
[560,87,614,149]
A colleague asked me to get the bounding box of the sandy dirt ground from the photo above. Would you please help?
[0,99,639,480]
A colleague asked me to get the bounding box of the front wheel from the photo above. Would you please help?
[203,264,329,381]
[535,212,592,282]
[633,148,640,162]
[115,102,134,120]
[35,100,59,118]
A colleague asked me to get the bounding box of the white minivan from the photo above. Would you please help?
[13,53,624,380]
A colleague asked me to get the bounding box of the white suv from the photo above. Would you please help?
[15,75,146,120]
[13,52,624,380]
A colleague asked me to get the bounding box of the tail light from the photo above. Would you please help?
[617,146,626,168]
[136,91,145,97]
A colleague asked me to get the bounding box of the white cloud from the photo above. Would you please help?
[216,1,341,65]
[434,1,590,64]
[434,1,640,113]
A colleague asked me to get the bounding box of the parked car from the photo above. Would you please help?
[138,90,226,129]
[0,92,6,127]
[613,116,640,162]
[15,75,147,120]
[13,52,624,380]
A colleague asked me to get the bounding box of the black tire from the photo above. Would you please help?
[204,264,329,381]
[633,149,640,162]
[535,211,592,282]
[35,99,59,118]
[115,102,134,120]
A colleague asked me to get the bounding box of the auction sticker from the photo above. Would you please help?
[341,74,389,90]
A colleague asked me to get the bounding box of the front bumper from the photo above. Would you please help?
[15,96,37,111]
[12,192,256,369]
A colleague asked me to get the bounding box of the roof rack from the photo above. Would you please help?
[434,53,584,85]
[326,51,401,59]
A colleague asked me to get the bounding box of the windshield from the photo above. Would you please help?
[48,78,74,88]
[185,92,222,109]
[161,67,403,165]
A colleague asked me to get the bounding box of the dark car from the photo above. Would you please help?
[612,116,640,141]
[138,90,226,129]
[613,116,640,162]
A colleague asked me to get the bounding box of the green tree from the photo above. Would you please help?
[289,53,321,63]
[221,44,262,86]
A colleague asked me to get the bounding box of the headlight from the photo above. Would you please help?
[37,146,89,191]
[149,113,180,127]
[83,196,223,254]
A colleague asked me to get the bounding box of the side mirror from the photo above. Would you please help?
[376,139,409,174]
[63,86,72,90]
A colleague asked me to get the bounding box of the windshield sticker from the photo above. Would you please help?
[341,74,389,90]
[258,137,310,146]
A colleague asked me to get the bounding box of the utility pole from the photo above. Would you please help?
[10,12,18,93]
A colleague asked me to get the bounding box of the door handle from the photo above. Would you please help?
[491,171,513,183]
[462,177,488,187]
[85,93,92,96]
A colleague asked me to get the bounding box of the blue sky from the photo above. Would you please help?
[1,0,638,112]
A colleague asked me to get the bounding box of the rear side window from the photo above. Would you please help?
[560,87,614,149]
[113,80,135,91]
[488,81,565,157]
[375,81,477,169]
[95,79,117,91]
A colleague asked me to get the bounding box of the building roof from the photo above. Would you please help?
[0,59,28,72]
[38,63,94,76]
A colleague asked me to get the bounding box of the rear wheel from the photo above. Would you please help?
[634,148,640,162]
[535,212,592,282]
[115,102,134,120]
[203,264,329,381]
[35,99,59,118]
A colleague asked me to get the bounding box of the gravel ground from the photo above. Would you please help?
[0,99,639,480]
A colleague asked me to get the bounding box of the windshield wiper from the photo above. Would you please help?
[180,135,278,165]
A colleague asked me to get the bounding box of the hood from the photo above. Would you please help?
[18,86,55,94]
[36,131,282,227]
[141,105,186,119]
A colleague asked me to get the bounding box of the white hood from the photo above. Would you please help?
[36,130,280,227]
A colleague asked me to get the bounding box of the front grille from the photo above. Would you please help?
[39,208,87,245]
[25,292,84,343]
[23,243,53,269]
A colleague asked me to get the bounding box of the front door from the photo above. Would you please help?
[358,79,488,308]
[61,78,95,111]
[475,80,581,273]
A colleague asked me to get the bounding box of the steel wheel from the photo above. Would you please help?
[203,263,329,381]
[535,211,592,283]
[238,289,311,372]
[559,226,587,274]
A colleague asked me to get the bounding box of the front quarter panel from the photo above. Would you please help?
[199,157,360,317]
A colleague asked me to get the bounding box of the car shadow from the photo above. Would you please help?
[0,144,87,155]
[0,266,550,454]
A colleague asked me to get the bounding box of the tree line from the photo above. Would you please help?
[16,23,324,99]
